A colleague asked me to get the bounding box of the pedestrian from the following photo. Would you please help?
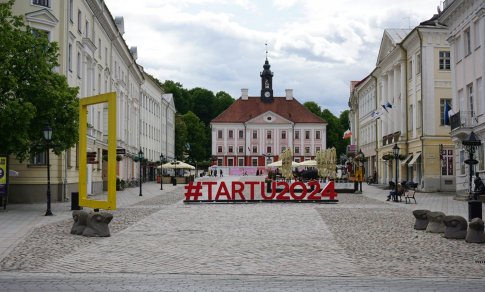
[220,169,223,177]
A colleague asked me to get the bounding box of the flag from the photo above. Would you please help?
[248,147,251,153]
[381,101,392,113]
[444,102,451,125]
[343,129,352,139]
[385,101,393,109]
[381,104,388,113]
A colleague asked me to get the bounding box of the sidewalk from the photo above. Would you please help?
[361,183,483,219]
[0,181,181,262]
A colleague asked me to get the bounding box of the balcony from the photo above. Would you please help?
[450,111,478,139]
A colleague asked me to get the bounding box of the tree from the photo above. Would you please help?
[182,111,207,163]
[174,114,188,160]
[303,101,322,117]
[214,91,235,117]
[160,80,191,114]
[0,0,79,161]
[190,87,216,126]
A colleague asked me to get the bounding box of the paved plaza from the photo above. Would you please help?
[1,176,485,291]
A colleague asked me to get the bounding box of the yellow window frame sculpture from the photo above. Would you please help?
[78,92,117,210]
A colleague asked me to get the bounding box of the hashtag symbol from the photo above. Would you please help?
[184,182,203,201]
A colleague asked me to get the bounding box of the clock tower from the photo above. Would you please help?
[260,53,274,103]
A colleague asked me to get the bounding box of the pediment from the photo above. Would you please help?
[25,9,58,28]
[376,33,395,66]
[246,110,293,125]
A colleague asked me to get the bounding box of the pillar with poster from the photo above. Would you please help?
[0,155,8,209]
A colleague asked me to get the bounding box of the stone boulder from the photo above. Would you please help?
[443,215,467,239]
[426,211,446,233]
[71,210,89,235]
[465,218,485,244]
[412,209,430,230]
[82,211,113,237]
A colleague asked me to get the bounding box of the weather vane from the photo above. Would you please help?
[265,42,268,60]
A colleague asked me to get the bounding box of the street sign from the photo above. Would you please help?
[116,148,126,155]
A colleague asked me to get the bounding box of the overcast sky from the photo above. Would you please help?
[104,0,442,116]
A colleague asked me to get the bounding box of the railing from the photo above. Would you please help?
[450,111,477,131]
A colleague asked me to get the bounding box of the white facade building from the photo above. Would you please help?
[439,0,485,195]
[8,0,175,202]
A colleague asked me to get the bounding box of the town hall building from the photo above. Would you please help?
[210,58,327,173]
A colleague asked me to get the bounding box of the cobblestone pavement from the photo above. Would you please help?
[1,176,485,291]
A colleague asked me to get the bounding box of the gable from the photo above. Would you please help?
[246,110,293,125]
[376,29,411,66]
[25,9,58,28]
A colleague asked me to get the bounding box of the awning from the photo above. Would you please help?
[401,155,413,165]
[408,152,421,167]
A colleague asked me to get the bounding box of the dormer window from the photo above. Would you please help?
[33,0,50,7]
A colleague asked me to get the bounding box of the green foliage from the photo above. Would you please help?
[174,114,188,159]
[303,102,349,158]
[0,0,79,160]
[182,111,207,163]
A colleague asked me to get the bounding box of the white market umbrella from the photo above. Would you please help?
[267,160,300,167]
[158,160,195,170]
[299,160,317,167]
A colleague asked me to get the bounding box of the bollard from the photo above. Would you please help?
[468,200,483,221]
[71,192,82,210]
[172,176,177,186]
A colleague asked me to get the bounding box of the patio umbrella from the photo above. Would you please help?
[298,160,317,167]
[267,160,300,167]
[158,161,195,170]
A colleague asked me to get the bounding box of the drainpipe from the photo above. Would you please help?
[398,39,409,181]
[417,28,425,188]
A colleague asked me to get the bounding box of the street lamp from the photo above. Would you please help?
[358,149,364,192]
[138,149,144,196]
[43,124,53,216]
[392,144,400,202]
[462,131,481,199]
[159,154,164,190]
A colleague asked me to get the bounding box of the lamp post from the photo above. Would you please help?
[138,149,144,196]
[358,149,364,193]
[462,132,482,221]
[43,124,53,216]
[159,154,164,190]
[392,144,400,202]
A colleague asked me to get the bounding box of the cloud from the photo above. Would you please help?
[104,0,441,115]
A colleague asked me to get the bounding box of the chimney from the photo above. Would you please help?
[241,88,248,100]
[130,46,138,60]
[285,89,293,100]
[114,17,125,35]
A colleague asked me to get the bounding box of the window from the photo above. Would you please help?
[416,53,421,74]
[69,0,73,21]
[85,20,89,38]
[467,83,474,116]
[478,145,484,171]
[464,28,471,56]
[267,130,272,139]
[252,146,257,154]
[305,147,310,154]
[295,147,300,154]
[98,39,101,57]
[253,130,257,139]
[238,146,243,153]
[228,130,233,139]
[33,0,50,7]
[77,52,81,78]
[295,130,300,140]
[316,146,321,152]
[266,146,272,154]
[474,21,481,49]
[252,158,258,166]
[218,130,222,139]
[239,130,243,139]
[238,158,244,166]
[478,78,484,114]
[408,105,414,130]
[439,51,451,70]
[217,159,223,166]
[217,146,222,153]
[228,146,233,153]
[305,131,310,140]
[30,151,46,165]
[105,47,108,66]
[441,149,454,175]
[408,60,413,79]
[281,146,286,153]
[315,131,321,140]
[68,44,72,72]
[77,10,82,33]
[281,131,286,139]
[440,99,452,125]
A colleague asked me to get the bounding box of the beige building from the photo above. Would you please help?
[7,0,175,203]
[349,17,454,192]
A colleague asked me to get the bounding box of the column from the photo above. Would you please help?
[400,61,406,136]
[387,72,394,135]
[393,66,400,134]
[380,79,387,137]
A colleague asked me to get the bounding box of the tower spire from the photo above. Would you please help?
[265,42,268,60]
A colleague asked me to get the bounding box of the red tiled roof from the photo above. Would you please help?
[211,97,327,124]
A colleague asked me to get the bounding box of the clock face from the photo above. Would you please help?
[264,91,271,97]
